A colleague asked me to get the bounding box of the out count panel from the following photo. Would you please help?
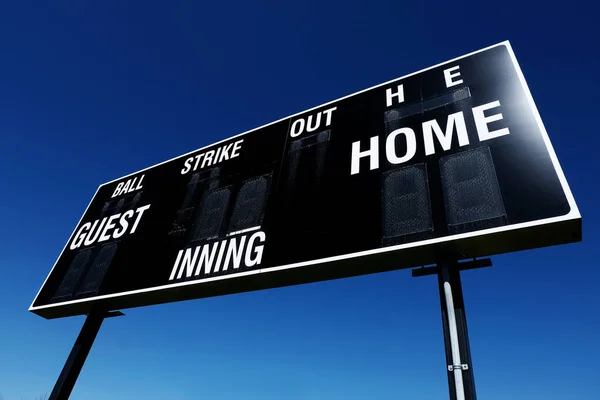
[30,42,581,319]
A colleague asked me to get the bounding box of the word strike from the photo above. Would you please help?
[181,139,244,175]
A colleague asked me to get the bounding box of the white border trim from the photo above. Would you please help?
[504,42,580,219]
[226,226,261,237]
[29,40,580,313]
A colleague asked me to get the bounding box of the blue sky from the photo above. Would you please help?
[0,1,598,399]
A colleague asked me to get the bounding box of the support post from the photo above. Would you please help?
[413,259,488,400]
[49,310,123,400]
[437,263,477,400]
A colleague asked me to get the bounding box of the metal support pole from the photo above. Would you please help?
[437,264,477,400]
[49,310,123,400]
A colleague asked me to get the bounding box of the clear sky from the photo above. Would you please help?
[0,1,598,399]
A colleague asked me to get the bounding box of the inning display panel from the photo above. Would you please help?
[30,41,581,319]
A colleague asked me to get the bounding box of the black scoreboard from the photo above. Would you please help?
[30,41,581,319]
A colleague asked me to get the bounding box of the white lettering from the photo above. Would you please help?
[169,250,184,281]
[181,158,193,174]
[291,108,337,138]
[70,223,91,250]
[223,236,247,271]
[386,84,405,107]
[444,66,463,88]
[351,136,379,175]
[306,113,322,133]
[113,210,134,238]
[422,111,469,156]
[213,240,228,273]
[135,175,145,191]
[70,205,151,249]
[232,140,243,158]
[128,177,138,193]
[169,231,267,280]
[83,219,107,246]
[473,100,510,141]
[193,154,203,171]
[322,106,337,126]
[99,214,120,242]
[218,143,233,162]
[112,183,123,198]
[290,119,305,138]
[201,150,215,168]
[214,146,223,163]
[386,128,417,164]
[177,247,200,279]
[120,180,131,195]
[245,231,266,267]
[195,242,219,276]
[350,103,511,176]
[130,204,151,233]
[112,175,145,197]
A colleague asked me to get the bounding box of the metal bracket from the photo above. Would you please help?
[105,310,125,318]
[412,258,492,278]
[448,364,469,371]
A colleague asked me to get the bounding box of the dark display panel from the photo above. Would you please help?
[30,42,581,319]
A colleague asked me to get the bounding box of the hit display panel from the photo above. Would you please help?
[30,41,581,319]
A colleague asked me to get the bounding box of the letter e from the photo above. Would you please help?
[444,66,463,88]
[473,100,510,141]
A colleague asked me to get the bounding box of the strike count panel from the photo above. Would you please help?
[31,43,579,318]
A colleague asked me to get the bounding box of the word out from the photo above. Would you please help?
[70,205,151,250]
[290,107,337,137]
[169,231,266,280]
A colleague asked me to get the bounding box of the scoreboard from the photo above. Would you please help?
[30,41,581,319]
